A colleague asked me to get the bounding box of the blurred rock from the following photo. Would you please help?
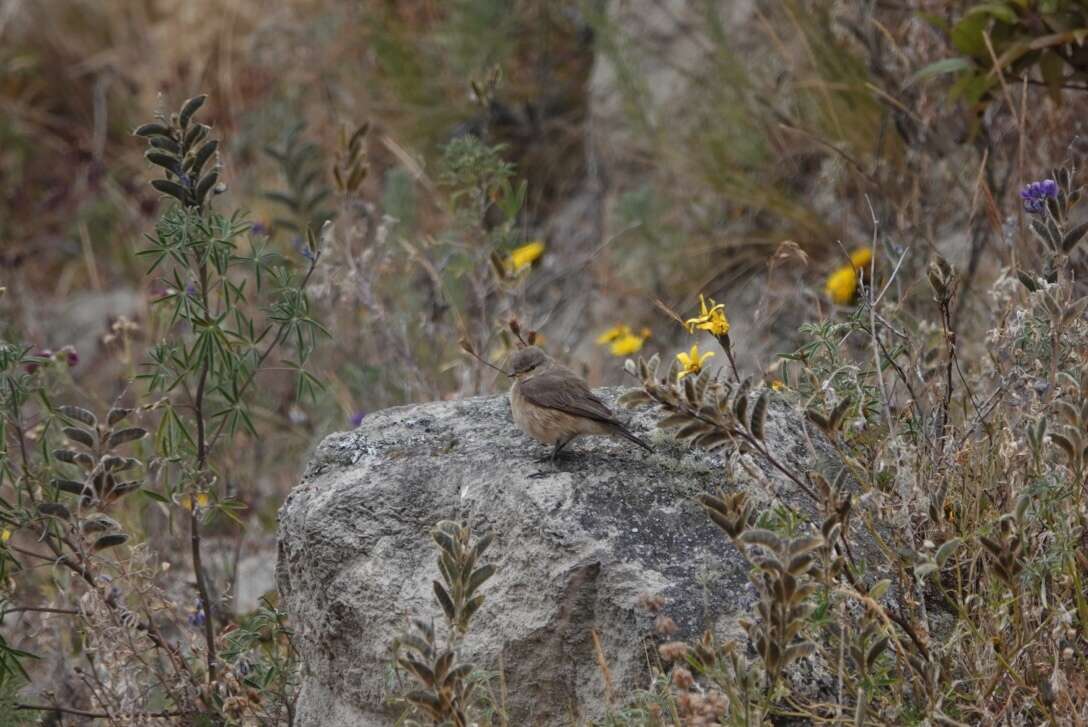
[278,385,834,725]
[234,550,277,613]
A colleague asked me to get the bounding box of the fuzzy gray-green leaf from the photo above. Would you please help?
[178,94,207,128]
[64,427,95,449]
[93,533,129,551]
[57,405,97,427]
[108,427,147,448]
[151,179,190,205]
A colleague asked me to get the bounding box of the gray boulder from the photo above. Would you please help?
[276,387,826,725]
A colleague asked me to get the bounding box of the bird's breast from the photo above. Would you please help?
[511,380,611,444]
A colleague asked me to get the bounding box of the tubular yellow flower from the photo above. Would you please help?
[676,344,714,380]
[770,379,785,391]
[684,295,730,336]
[505,240,545,275]
[1,528,11,543]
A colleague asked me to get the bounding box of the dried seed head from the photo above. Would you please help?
[671,666,695,690]
[655,614,678,637]
[658,641,690,662]
[638,593,666,613]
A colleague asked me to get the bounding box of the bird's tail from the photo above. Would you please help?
[613,424,652,452]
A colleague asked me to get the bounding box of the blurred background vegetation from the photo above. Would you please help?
[3,0,1088,718]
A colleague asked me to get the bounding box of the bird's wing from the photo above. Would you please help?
[519,369,618,424]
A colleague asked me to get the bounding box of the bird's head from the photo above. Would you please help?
[509,346,549,380]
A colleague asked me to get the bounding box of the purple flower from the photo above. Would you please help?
[185,283,197,296]
[349,411,366,428]
[188,599,206,627]
[292,236,316,262]
[25,349,52,374]
[1020,179,1059,214]
[60,345,79,367]
[250,222,269,236]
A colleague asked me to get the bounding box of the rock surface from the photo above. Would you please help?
[277,386,830,725]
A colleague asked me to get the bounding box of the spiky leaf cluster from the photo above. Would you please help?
[51,407,142,521]
[699,491,823,682]
[979,519,1025,591]
[619,353,772,450]
[431,520,495,635]
[805,396,853,441]
[808,469,852,575]
[48,405,145,549]
[393,619,476,727]
[1046,368,1088,477]
[134,94,222,209]
[736,528,822,682]
[332,122,371,195]
[265,123,333,235]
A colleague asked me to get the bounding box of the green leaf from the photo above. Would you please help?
[950,14,990,59]
[63,427,95,449]
[1062,221,1088,252]
[914,561,939,579]
[1039,49,1065,105]
[179,94,208,128]
[910,57,974,85]
[466,564,495,596]
[37,502,71,520]
[151,179,190,205]
[190,139,219,179]
[967,2,1018,24]
[140,489,171,504]
[868,579,892,600]
[108,427,148,448]
[195,170,219,207]
[93,533,129,551]
[57,405,97,427]
[146,150,182,175]
[133,122,172,138]
[936,538,963,566]
[433,582,455,622]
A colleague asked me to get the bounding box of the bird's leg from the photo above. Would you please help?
[551,436,575,464]
[532,436,574,466]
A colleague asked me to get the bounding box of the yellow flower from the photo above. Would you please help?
[1,528,11,543]
[596,324,631,344]
[684,295,730,337]
[505,240,545,275]
[676,344,714,380]
[611,332,647,356]
[825,247,874,305]
[598,326,651,356]
[825,266,859,305]
[179,492,210,511]
[770,379,785,391]
[850,247,873,269]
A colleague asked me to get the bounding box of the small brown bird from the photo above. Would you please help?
[508,346,651,463]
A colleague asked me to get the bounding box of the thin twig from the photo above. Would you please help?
[1,605,79,617]
[16,703,186,719]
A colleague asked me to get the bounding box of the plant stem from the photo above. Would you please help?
[16,703,186,719]
[1,605,79,617]
[191,258,218,684]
